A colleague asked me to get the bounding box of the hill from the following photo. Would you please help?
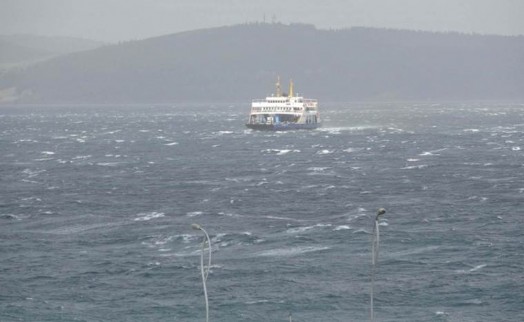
[0,34,105,69]
[1,23,523,104]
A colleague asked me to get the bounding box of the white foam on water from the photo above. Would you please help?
[245,299,271,305]
[286,223,332,234]
[319,126,379,133]
[17,139,39,143]
[469,264,487,272]
[333,225,351,231]
[407,158,420,162]
[96,162,121,167]
[512,146,521,151]
[73,155,92,160]
[347,212,368,222]
[262,149,300,155]
[164,142,178,146]
[41,151,55,155]
[317,149,333,154]
[401,164,428,170]
[256,246,330,257]
[264,215,303,222]
[419,148,447,156]
[186,211,203,217]
[134,212,165,221]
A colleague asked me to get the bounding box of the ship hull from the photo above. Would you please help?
[245,123,319,131]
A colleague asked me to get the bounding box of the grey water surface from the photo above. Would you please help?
[1,102,523,321]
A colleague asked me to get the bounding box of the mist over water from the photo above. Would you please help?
[1,102,523,321]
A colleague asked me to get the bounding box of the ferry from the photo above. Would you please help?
[246,78,320,131]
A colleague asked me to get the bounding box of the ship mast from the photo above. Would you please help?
[288,79,294,98]
[276,76,282,97]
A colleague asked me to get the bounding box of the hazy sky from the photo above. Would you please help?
[2,0,524,42]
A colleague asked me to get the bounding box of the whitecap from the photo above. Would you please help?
[333,225,351,231]
[407,158,420,162]
[463,299,483,305]
[308,167,329,171]
[317,149,333,154]
[96,162,121,167]
[164,142,178,146]
[245,299,271,305]
[73,155,92,160]
[134,212,165,221]
[115,139,125,143]
[419,148,447,156]
[187,211,203,217]
[264,215,302,222]
[256,246,330,257]
[512,146,521,151]
[469,264,487,272]
[286,223,331,234]
[41,151,55,155]
[401,164,428,170]
[262,149,299,155]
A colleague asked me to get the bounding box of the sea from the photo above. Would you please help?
[1,102,523,322]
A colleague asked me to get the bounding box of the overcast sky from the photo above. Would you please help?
[2,0,524,42]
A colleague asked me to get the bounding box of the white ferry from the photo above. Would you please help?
[246,78,320,130]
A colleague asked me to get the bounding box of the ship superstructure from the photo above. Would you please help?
[245,77,320,130]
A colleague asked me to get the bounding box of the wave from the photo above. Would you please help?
[256,246,330,257]
[456,264,487,274]
[134,212,165,221]
[286,223,332,234]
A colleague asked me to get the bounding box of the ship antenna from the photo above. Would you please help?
[288,79,294,98]
[276,76,281,97]
[192,223,212,322]
[370,208,386,322]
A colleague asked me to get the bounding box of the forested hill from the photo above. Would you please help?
[1,23,523,104]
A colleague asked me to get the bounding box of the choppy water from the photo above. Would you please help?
[1,102,523,321]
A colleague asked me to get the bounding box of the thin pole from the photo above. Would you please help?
[192,224,212,322]
[370,208,385,322]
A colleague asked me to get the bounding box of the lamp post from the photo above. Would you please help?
[192,223,212,322]
[370,208,386,322]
